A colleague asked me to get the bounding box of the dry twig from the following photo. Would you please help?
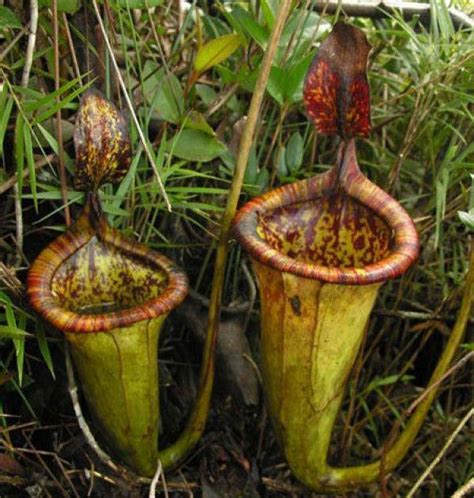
[405,408,473,498]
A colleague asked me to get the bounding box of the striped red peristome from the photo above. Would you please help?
[27,197,188,334]
[233,139,419,285]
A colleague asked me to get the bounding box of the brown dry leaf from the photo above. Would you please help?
[0,453,25,476]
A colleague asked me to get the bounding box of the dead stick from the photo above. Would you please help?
[313,1,474,30]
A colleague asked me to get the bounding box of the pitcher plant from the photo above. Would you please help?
[27,91,212,477]
[233,23,473,492]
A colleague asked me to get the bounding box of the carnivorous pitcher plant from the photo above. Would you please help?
[233,22,473,492]
[27,91,214,477]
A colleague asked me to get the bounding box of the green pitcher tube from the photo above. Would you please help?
[233,20,473,492]
[253,261,381,480]
[66,318,164,476]
[27,194,188,477]
[233,138,424,491]
[27,90,213,478]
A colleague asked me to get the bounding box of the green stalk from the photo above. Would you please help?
[158,0,294,468]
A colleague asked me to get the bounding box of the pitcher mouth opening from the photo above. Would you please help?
[27,210,188,333]
[233,141,419,285]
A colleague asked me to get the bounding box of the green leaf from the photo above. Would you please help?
[14,115,24,195]
[21,76,85,113]
[458,209,474,231]
[195,84,217,106]
[244,147,258,185]
[275,146,288,179]
[182,111,215,136]
[0,6,22,30]
[469,174,474,210]
[39,0,81,14]
[256,168,269,192]
[0,326,30,339]
[260,0,276,28]
[232,6,268,48]
[143,63,184,124]
[286,52,314,103]
[366,374,414,393]
[267,54,314,105]
[168,129,227,163]
[110,0,163,7]
[35,123,73,168]
[194,34,242,74]
[36,324,55,379]
[34,118,75,148]
[13,322,26,385]
[0,88,14,157]
[286,132,304,174]
[23,124,38,211]
[33,83,87,125]
[267,65,286,105]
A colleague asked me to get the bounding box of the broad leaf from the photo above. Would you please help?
[143,62,184,124]
[267,53,313,105]
[260,0,276,28]
[256,168,269,191]
[182,111,215,136]
[194,34,242,74]
[39,0,81,14]
[195,84,217,106]
[0,6,21,30]
[243,147,258,185]
[275,146,288,178]
[267,66,286,105]
[286,132,304,174]
[168,129,227,163]
[232,6,268,48]
[286,52,314,103]
[110,0,163,7]
[458,210,474,231]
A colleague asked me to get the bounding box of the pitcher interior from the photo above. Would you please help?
[257,192,392,268]
[51,236,168,314]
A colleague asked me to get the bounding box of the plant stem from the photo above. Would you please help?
[14,0,39,265]
[157,0,294,468]
[21,1,37,87]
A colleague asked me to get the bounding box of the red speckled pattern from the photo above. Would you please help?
[27,195,188,333]
[233,140,419,285]
[258,193,391,268]
[303,22,371,138]
[74,89,131,191]
[303,59,339,135]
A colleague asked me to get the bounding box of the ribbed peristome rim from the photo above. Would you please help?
[27,203,188,333]
[233,140,419,285]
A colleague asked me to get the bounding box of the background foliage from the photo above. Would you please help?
[0,0,472,496]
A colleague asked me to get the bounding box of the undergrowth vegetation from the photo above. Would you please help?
[0,1,472,496]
